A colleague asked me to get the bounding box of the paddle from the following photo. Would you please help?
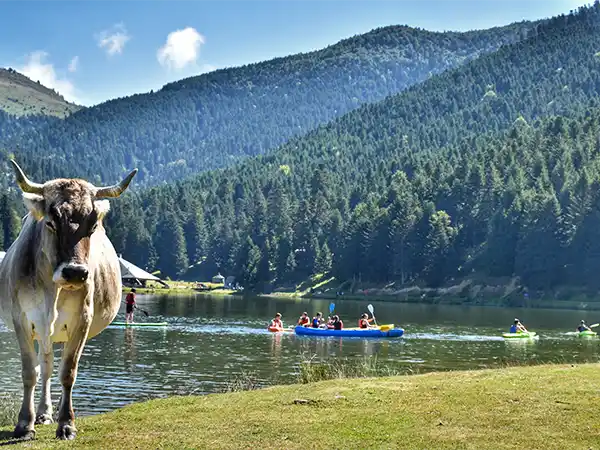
[135,305,150,317]
[329,303,335,314]
[590,323,599,328]
[367,304,378,327]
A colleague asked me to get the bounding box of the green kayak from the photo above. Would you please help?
[502,331,537,339]
[110,322,168,327]
[578,330,597,337]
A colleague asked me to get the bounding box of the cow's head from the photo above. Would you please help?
[10,160,138,290]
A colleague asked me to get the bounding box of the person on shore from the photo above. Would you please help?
[311,312,323,328]
[328,315,343,330]
[297,312,310,327]
[125,288,137,324]
[509,318,527,333]
[577,320,592,332]
[358,313,375,329]
[269,313,283,330]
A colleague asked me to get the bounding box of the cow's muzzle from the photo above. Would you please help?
[53,263,89,290]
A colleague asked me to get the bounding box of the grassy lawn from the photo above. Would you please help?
[2,364,600,449]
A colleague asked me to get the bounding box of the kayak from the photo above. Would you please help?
[579,330,597,337]
[110,322,168,327]
[502,331,537,339]
[294,325,404,338]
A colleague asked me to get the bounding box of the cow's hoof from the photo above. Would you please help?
[13,424,35,440]
[35,414,54,425]
[56,423,77,441]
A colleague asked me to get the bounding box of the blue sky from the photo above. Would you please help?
[0,0,588,106]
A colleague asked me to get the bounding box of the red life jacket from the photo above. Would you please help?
[271,319,282,328]
[298,316,310,326]
[358,319,369,328]
[126,293,136,306]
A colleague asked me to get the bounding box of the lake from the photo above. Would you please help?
[1,293,599,416]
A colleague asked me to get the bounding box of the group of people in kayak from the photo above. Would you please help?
[509,318,595,333]
[269,311,377,331]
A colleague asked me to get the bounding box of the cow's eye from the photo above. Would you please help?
[45,221,56,232]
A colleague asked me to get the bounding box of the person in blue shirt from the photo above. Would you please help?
[577,320,591,332]
[311,312,323,328]
[510,318,527,333]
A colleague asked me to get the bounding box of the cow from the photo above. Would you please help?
[0,160,137,440]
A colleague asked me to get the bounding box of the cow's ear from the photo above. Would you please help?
[22,193,45,221]
[94,200,110,220]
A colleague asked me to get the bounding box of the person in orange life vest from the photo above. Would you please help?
[358,313,375,329]
[125,288,137,324]
[297,312,310,327]
[269,313,283,330]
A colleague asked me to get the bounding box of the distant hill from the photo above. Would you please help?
[95,4,600,296]
[0,68,81,117]
[6,21,536,186]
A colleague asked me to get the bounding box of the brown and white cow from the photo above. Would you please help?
[0,160,137,440]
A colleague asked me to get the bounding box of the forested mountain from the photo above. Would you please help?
[0,68,81,117]
[3,21,536,187]
[90,3,600,296]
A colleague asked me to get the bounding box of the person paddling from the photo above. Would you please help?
[297,312,310,327]
[125,288,137,324]
[509,318,527,334]
[269,313,283,330]
[577,320,591,332]
[358,313,375,329]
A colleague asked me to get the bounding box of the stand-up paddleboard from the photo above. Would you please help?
[110,321,168,327]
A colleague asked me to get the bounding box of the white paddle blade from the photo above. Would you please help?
[367,304,374,314]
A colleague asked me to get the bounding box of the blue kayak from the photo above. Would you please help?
[294,325,404,338]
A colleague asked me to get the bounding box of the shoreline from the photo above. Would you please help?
[2,363,598,449]
[123,276,600,311]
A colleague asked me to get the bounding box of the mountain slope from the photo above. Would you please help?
[0,68,81,117]
[95,4,600,295]
[7,21,536,186]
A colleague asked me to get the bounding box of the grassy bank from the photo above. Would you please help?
[2,364,600,449]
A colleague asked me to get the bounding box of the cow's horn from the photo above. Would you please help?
[10,160,44,195]
[94,169,138,198]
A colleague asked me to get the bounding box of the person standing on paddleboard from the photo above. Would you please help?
[125,288,137,324]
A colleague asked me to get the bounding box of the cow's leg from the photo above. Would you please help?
[35,342,54,424]
[55,324,90,440]
[13,319,39,440]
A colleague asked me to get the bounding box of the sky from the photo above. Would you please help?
[0,0,589,106]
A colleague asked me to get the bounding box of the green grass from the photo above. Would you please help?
[0,69,81,117]
[2,364,600,449]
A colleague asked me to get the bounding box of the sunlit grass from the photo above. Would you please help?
[2,364,600,449]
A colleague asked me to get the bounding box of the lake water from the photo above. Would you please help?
[1,293,599,416]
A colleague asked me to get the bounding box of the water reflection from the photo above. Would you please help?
[0,293,599,416]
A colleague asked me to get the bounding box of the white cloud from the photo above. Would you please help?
[157,27,205,70]
[96,23,130,56]
[68,56,79,73]
[18,51,79,104]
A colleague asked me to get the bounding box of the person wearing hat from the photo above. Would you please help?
[509,318,527,334]
[577,320,592,332]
